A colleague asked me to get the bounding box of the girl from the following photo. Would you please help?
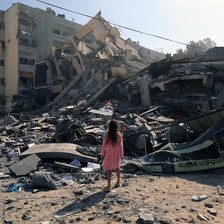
[101,119,124,192]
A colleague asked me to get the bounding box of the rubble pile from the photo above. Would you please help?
[13,11,223,123]
[34,44,224,123]
[33,11,165,110]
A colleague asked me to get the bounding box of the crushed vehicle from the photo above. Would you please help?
[124,108,224,173]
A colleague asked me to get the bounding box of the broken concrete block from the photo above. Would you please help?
[77,99,87,107]
[207,208,217,216]
[9,154,41,176]
[125,49,132,60]
[111,66,127,78]
[139,212,154,224]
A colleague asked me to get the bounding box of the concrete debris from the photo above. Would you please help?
[191,195,208,202]
[207,208,217,216]
[9,154,41,176]
[217,183,224,195]
[20,143,97,163]
[139,208,154,224]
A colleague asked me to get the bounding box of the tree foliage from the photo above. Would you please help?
[176,38,216,54]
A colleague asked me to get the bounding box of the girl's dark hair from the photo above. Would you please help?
[108,119,120,144]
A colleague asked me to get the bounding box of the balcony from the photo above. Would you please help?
[0,29,5,40]
[0,66,4,78]
[19,64,34,73]
[53,33,68,43]
[19,44,36,54]
[18,23,37,35]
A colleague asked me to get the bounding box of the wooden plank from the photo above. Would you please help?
[53,161,80,171]
[132,113,148,123]
[89,109,113,116]
[140,107,159,117]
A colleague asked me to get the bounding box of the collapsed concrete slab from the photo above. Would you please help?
[20,143,97,163]
[9,154,41,176]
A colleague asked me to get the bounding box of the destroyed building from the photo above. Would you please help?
[33,11,165,108]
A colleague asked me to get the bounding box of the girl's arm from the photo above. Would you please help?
[101,133,108,158]
[119,133,124,160]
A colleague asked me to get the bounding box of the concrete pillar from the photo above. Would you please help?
[139,75,151,107]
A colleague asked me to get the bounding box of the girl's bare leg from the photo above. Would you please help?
[116,168,120,185]
[107,170,112,190]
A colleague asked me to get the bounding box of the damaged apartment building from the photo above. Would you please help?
[0,3,82,111]
[34,11,165,107]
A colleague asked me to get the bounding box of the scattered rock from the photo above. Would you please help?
[205,202,213,208]
[4,199,16,204]
[73,188,85,196]
[207,208,217,216]
[158,218,172,224]
[197,213,209,221]
[139,212,154,224]
[75,217,82,222]
[3,219,14,224]
[123,218,132,223]
[88,216,95,221]
[107,210,114,215]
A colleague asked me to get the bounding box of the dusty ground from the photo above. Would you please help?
[1,166,224,224]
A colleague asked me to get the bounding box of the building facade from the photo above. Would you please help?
[0,3,81,102]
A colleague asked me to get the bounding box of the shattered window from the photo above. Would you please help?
[63,31,70,37]
[0,21,5,29]
[19,57,35,65]
[19,19,29,26]
[1,41,5,48]
[0,59,4,66]
[20,57,28,64]
[53,29,60,35]
[20,76,33,86]
[20,38,28,45]
[0,78,4,85]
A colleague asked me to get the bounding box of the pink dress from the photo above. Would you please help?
[101,132,124,170]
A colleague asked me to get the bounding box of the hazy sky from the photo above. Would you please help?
[2,0,224,54]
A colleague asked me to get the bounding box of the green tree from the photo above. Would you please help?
[176,38,216,54]
[176,48,184,54]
